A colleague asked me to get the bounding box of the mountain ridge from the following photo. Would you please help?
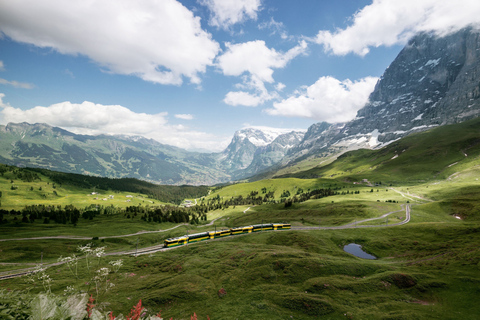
[268,27,480,176]
[1,28,480,185]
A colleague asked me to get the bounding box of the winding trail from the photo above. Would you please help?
[1,204,411,280]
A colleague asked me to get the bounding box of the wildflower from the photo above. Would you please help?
[93,246,106,258]
[63,285,76,296]
[93,267,111,296]
[78,243,94,270]
[109,259,123,273]
[127,299,144,320]
[86,295,95,318]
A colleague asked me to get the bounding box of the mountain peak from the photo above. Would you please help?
[233,127,304,147]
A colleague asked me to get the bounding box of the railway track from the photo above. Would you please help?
[1,205,410,280]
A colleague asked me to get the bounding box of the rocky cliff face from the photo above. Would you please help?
[287,27,480,162]
[218,127,305,177]
[349,27,480,143]
[238,131,305,178]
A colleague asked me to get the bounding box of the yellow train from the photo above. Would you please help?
[164,223,291,248]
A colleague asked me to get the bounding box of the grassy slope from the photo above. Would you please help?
[279,117,480,184]
[3,210,479,319]
[0,168,164,211]
[1,118,480,319]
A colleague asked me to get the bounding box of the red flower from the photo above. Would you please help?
[86,295,95,318]
[127,300,145,320]
[109,311,116,320]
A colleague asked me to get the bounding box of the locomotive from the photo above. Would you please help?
[164,223,291,248]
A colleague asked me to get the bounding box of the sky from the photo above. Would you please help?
[0,0,479,152]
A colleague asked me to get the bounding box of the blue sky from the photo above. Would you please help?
[0,0,479,152]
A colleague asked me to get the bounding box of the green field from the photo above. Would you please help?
[1,119,480,319]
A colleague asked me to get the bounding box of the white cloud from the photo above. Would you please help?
[265,76,378,123]
[0,78,35,89]
[0,94,226,152]
[218,40,307,83]
[0,0,220,85]
[200,0,261,29]
[175,114,194,120]
[315,0,480,56]
[224,90,266,107]
[218,40,307,106]
[275,82,286,92]
[0,61,4,71]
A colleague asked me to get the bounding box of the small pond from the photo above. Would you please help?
[343,243,377,260]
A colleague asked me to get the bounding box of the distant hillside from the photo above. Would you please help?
[0,163,209,205]
[0,123,306,185]
[279,116,480,184]
[0,122,230,185]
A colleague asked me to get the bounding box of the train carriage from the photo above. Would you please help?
[209,229,231,239]
[252,223,274,232]
[230,225,253,235]
[164,235,188,248]
[273,223,291,230]
[187,232,210,243]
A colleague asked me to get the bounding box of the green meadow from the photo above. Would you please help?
[1,119,480,319]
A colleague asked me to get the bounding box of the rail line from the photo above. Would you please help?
[0,205,410,280]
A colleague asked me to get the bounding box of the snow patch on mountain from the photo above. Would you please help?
[236,127,306,147]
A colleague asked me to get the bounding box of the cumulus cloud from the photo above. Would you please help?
[200,0,261,29]
[0,0,219,85]
[175,114,194,120]
[218,40,307,106]
[224,90,268,107]
[218,40,307,83]
[315,0,480,56]
[0,94,227,151]
[265,76,378,123]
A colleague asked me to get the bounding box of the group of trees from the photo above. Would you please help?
[284,188,338,207]
[132,205,207,224]
[0,164,41,182]
[0,204,83,225]
[0,202,209,226]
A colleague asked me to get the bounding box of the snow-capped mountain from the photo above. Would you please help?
[284,27,480,164]
[219,127,305,177]
[2,28,480,185]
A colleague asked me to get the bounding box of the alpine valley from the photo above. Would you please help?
[1,28,479,185]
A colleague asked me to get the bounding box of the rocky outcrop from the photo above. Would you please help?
[218,128,305,178]
[287,27,480,163]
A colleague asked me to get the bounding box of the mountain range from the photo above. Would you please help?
[1,27,479,185]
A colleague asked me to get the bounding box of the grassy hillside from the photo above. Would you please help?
[278,117,480,184]
[0,164,209,208]
[2,202,479,319]
[1,118,480,319]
